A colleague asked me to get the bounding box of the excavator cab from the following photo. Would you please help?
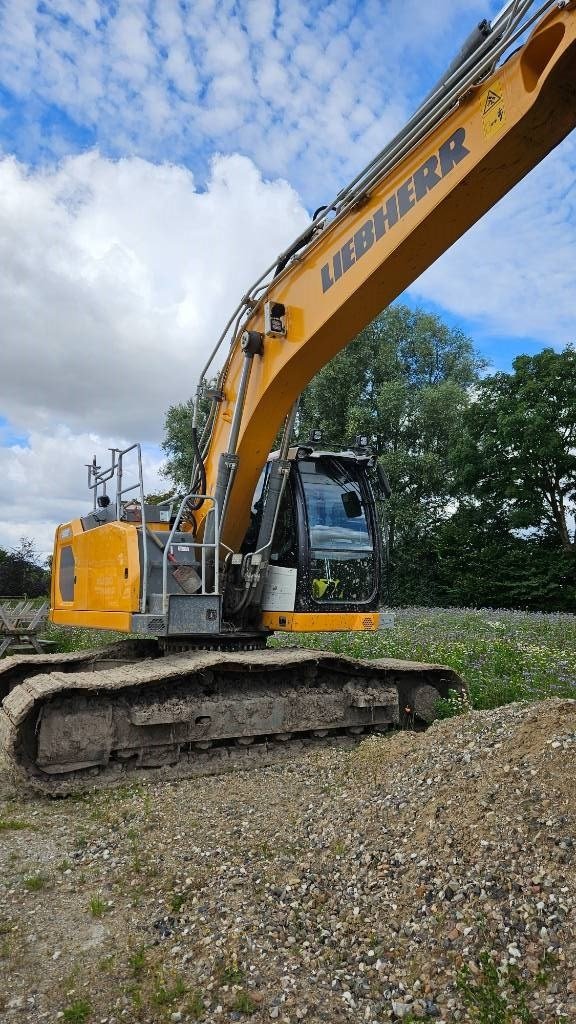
[50,441,385,640]
[239,446,385,633]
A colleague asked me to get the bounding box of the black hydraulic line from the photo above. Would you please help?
[273,206,330,277]
[187,425,207,511]
[274,226,315,277]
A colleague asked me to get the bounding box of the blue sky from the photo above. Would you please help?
[0,0,483,197]
[0,0,575,553]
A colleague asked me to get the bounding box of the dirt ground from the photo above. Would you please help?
[1,699,575,1023]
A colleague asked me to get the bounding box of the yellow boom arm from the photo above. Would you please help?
[197,2,576,553]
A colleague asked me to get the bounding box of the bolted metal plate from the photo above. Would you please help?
[167,594,221,634]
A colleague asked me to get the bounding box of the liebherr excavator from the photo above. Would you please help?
[2,0,576,794]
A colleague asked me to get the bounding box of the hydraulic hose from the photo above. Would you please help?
[187,425,206,512]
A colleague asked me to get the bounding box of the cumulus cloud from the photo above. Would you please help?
[0,428,165,557]
[0,150,308,549]
[0,150,309,440]
[2,132,574,553]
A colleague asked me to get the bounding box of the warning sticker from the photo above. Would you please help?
[483,89,502,115]
[480,78,506,138]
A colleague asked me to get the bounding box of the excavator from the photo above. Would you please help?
[1,0,575,794]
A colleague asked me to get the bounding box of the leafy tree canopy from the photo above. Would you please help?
[157,307,575,611]
[162,383,216,492]
[456,346,576,551]
[0,536,50,598]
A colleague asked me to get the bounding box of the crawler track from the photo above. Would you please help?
[0,645,464,796]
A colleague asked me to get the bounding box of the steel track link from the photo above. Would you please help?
[8,731,369,797]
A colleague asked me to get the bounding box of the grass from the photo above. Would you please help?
[271,606,576,711]
[128,945,147,977]
[457,949,568,1024]
[0,917,13,961]
[0,818,32,831]
[42,607,575,712]
[218,959,245,985]
[89,896,110,918]
[62,1000,91,1023]
[23,873,47,892]
[170,891,187,913]
[40,624,131,653]
[233,989,257,1015]
[152,972,187,1006]
[187,990,206,1019]
[40,607,576,714]
[457,951,527,1024]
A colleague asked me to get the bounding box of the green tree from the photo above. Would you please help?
[162,384,216,491]
[0,537,50,598]
[162,397,196,491]
[456,347,576,552]
[425,505,575,611]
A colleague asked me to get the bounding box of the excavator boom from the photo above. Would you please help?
[198,0,576,553]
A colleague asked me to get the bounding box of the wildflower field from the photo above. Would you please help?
[272,606,576,711]
[43,606,576,712]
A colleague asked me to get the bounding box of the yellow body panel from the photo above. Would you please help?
[51,609,134,631]
[51,519,141,626]
[260,611,380,632]
[194,4,576,553]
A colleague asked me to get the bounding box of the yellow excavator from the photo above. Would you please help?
[1,0,575,794]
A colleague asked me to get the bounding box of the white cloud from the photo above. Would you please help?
[3,131,574,555]
[0,0,493,198]
[0,428,165,558]
[0,150,309,440]
[0,150,308,550]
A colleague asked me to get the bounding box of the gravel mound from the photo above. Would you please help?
[0,698,575,1023]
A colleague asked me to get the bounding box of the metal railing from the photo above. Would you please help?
[161,494,220,613]
[87,443,150,614]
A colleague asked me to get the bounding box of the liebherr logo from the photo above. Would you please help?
[320,127,470,293]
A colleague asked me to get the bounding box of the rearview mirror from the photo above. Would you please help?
[341,491,363,518]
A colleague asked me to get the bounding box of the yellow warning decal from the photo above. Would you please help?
[481,78,506,138]
[483,88,502,115]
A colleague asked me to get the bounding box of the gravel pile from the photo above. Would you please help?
[1,697,575,1023]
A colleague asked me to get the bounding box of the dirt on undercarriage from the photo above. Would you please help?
[0,697,575,1023]
[0,643,461,796]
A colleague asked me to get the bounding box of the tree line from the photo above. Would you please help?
[163,305,576,612]
[0,538,50,599]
